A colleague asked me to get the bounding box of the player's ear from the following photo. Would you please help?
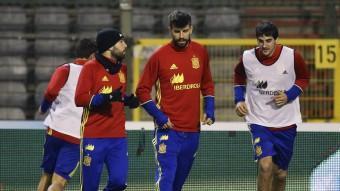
[189,25,193,34]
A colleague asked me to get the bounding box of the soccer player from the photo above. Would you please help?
[136,10,215,191]
[233,21,310,191]
[37,38,97,191]
[75,28,139,191]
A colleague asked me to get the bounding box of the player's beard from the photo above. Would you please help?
[110,48,126,61]
[174,37,190,48]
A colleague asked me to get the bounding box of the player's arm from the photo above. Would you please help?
[75,64,96,108]
[274,51,310,106]
[39,64,69,114]
[286,51,310,101]
[234,58,248,117]
[201,49,215,125]
[75,64,123,109]
[136,55,172,129]
[121,65,139,109]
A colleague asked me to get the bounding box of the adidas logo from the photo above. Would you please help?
[102,76,109,82]
[170,64,178,70]
[282,70,288,74]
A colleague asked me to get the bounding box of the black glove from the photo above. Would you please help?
[124,94,139,109]
[102,86,123,102]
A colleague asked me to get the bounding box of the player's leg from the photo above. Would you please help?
[271,165,287,191]
[249,124,276,191]
[257,156,274,191]
[104,138,128,191]
[270,126,297,191]
[153,129,180,191]
[173,132,199,191]
[81,138,105,191]
[38,134,62,191]
[47,173,66,191]
[37,172,52,191]
[49,141,80,191]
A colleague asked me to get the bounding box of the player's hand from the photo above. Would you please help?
[123,94,139,109]
[235,101,248,117]
[273,91,288,107]
[161,119,173,129]
[202,113,214,125]
[108,86,123,102]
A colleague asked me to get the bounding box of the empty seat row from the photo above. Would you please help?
[132,7,240,38]
[0,107,26,120]
[0,57,27,81]
[0,6,119,32]
[0,82,27,108]
[0,56,69,82]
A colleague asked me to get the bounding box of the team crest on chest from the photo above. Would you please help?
[118,71,126,83]
[191,55,200,69]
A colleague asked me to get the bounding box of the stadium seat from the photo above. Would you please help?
[76,31,97,40]
[132,7,157,38]
[34,82,48,107]
[0,6,27,31]
[34,6,70,32]
[0,56,27,81]
[0,107,26,120]
[0,38,28,56]
[35,56,68,81]
[76,7,118,31]
[204,7,240,36]
[0,82,27,108]
[34,33,71,56]
[132,7,156,31]
[207,32,241,38]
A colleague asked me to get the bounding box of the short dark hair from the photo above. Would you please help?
[255,21,279,39]
[168,10,191,28]
[75,38,97,58]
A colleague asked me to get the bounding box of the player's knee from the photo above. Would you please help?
[47,182,65,191]
[275,170,288,180]
[258,161,273,174]
[51,173,67,187]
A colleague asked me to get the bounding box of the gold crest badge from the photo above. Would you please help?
[255,146,262,156]
[158,143,167,154]
[118,71,126,83]
[83,155,92,166]
[191,56,200,69]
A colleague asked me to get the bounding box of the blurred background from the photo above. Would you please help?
[0,0,339,190]
[0,0,338,121]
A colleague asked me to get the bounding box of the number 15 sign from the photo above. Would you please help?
[315,40,339,69]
